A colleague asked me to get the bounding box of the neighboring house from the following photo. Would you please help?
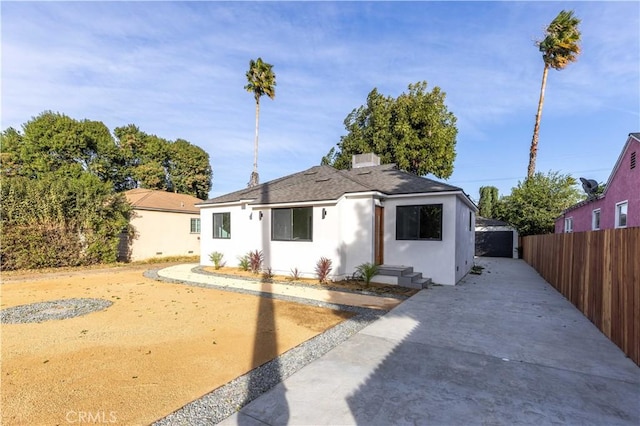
[198,155,477,286]
[475,217,519,258]
[555,133,640,233]
[119,188,202,261]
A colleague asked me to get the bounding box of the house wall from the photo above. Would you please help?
[199,203,349,279]
[337,196,375,277]
[267,204,343,278]
[200,192,476,285]
[129,209,200,261]
[383,194,458,285]
[199,203,257,267]
[454,199,476,282]
[555,138,639,233]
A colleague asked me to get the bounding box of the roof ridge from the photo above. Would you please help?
[133,188,155,206]
[335,167,377,191]
[249,165,333,192]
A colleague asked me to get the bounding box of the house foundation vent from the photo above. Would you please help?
[352,153,381,168]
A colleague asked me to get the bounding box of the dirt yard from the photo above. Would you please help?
[0,265,354,425]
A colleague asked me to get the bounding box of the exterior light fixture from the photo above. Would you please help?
[322,208,327,219]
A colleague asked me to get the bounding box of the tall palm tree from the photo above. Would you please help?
[245,57,276,187]
[527,10,581,179]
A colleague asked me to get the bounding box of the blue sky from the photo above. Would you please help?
[2,1,639,202]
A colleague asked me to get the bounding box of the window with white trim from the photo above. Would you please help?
[190,218,201,234]
[592,209,600,231]
[272,207,313,241]
[213,212,231,238]
[564,217,573,233]
[615,201,628,228]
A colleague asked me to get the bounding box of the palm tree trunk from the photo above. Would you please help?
[528,64,549,179]
[249,99,260,187]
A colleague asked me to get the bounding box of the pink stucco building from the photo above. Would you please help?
[555,133,639,233]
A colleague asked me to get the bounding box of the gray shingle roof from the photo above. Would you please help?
[200,164,464,206]
[476,217,512,227]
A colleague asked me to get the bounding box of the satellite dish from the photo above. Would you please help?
[580,177,599,198]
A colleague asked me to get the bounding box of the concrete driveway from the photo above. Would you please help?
[221,257,639,425]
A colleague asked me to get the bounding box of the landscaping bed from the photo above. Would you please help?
[200,266,419,299]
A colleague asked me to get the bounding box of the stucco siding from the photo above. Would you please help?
[338,196,375,278]
[200,204,256,267]
[200,203,346,279]
[455,199,475,282]
[199,191,476,285]
[267,204,343,278]
[383,194,457,285]
[129,209,200,261]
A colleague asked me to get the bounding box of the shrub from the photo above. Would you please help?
[315,257,333,284]
[237,254,250,271]
[289,267,301,281]
[209,252,225,270]
[248,250,264,274]
[261,267,274,282]
[355,262,380,286]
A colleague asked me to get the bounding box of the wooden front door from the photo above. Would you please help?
[374,206,384,265]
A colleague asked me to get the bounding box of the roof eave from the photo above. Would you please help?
[601,133,639,198]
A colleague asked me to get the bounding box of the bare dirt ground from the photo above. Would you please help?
[0,264,354,425]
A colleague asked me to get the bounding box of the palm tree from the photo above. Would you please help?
[245,57,276,187]
[527,10,581,179]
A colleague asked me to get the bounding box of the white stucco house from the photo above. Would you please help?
[198,155,477,286]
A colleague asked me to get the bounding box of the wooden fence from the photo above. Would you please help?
[522,227,639,366]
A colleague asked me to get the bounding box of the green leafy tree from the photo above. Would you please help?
[528,10,581,178]
[0,111,119,181]
[114,125,171,191]
[494,171,582,236]
[245,57,276,187]
[478,186,499,218]
[167,139,212,199]
[0,127,23,177]
[324,82,457,178]
[1,111,213,269]
[113,126,211,197]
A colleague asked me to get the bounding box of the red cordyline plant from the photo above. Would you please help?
[315,257,333,284]
[248,250,264,274]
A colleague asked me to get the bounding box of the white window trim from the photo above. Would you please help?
[615,201,628,229]
[564,217,573,233]
[592,209,601,231]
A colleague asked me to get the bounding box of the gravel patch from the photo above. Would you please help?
[148,266,384,425]
[0,298,113,324]
[154,309,380,425]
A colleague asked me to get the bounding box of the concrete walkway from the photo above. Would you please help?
[218,258,639,425]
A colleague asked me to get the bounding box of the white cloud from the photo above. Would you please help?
[2,1,638,199]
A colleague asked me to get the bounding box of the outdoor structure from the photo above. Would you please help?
[198,155,477,286]
[555,133,640,233]
[475,217,519,258]
[119,188,202,261]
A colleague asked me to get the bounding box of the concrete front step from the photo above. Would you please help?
[377,265,413,277]
[374,264,431,289]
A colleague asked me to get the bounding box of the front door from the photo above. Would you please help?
[374,206,384,264]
